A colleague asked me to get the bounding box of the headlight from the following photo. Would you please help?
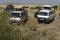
[10,18,21,21]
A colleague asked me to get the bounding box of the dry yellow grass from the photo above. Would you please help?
[0,4,60,40]
[13,8,60,40]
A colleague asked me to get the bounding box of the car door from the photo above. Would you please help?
[21,13,24,22]
[23,12,26,21]
[51,11,55,19]
[52,10,56,18]
[49,12,53,20]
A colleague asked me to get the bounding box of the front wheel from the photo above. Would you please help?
[17,22,21,25]
[45,19,51,24]
[38,20,41,23]
[52,17,54,21]
[37,19,41,23]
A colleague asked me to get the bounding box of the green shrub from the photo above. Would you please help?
[23,6,29,8]
[30,7,35,10]
[35,6,41,9]
[0,11,31,40]
[59,6,60,10]
[52,6,58,10]
[0,11,12,40]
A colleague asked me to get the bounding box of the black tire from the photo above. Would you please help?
[45,21,50,24]
[34,14,37,18]
[34,12,38,18]
[23,18,27,24]
[17,22,21,25]
[45,19,51,24]
[38,21,41,23]
[52,17,54,21]
[37,19,41,23]
[25,17,28,22]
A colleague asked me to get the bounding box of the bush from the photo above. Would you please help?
[0,11,12,40]
[0,11,31,40]
[59,6,60,10]
[30,7,35,10]
[52,6,58,10]
[23,6,29,8]
[35,6,41,9]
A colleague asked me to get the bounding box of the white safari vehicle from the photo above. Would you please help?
[37,9,55,24]
[9,9,28,25]
[35,5,55,18]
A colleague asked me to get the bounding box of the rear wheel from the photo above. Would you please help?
[23,18,27,24]
[52,17,54,21]
[38,21,41,23]
[34,12,38,18]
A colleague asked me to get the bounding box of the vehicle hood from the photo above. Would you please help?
[37,15,49,18]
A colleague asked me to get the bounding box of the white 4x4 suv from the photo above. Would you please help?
[10,10,28,25]
[35,5,55,18]
[37,9,55,24]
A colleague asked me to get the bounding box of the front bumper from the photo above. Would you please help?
[37,18,48,22]
[10,20,21,24]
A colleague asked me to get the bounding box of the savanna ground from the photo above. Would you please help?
[0,4,60,40]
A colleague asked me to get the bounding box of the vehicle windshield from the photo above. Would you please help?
[43,7,52,10]
[11,13,21,17]
[38,12,48,16]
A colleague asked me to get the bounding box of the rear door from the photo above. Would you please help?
[21,13,24,21]
[49,11,54,20]
[22,12,26,21]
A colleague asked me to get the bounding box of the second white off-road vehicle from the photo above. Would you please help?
[9,9,28,25]
[37,9,55,24]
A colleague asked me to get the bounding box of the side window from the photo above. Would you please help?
[51,11,53,14]
[53,10,55,13]
[49,12,51,16]
[49,12,53,16]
